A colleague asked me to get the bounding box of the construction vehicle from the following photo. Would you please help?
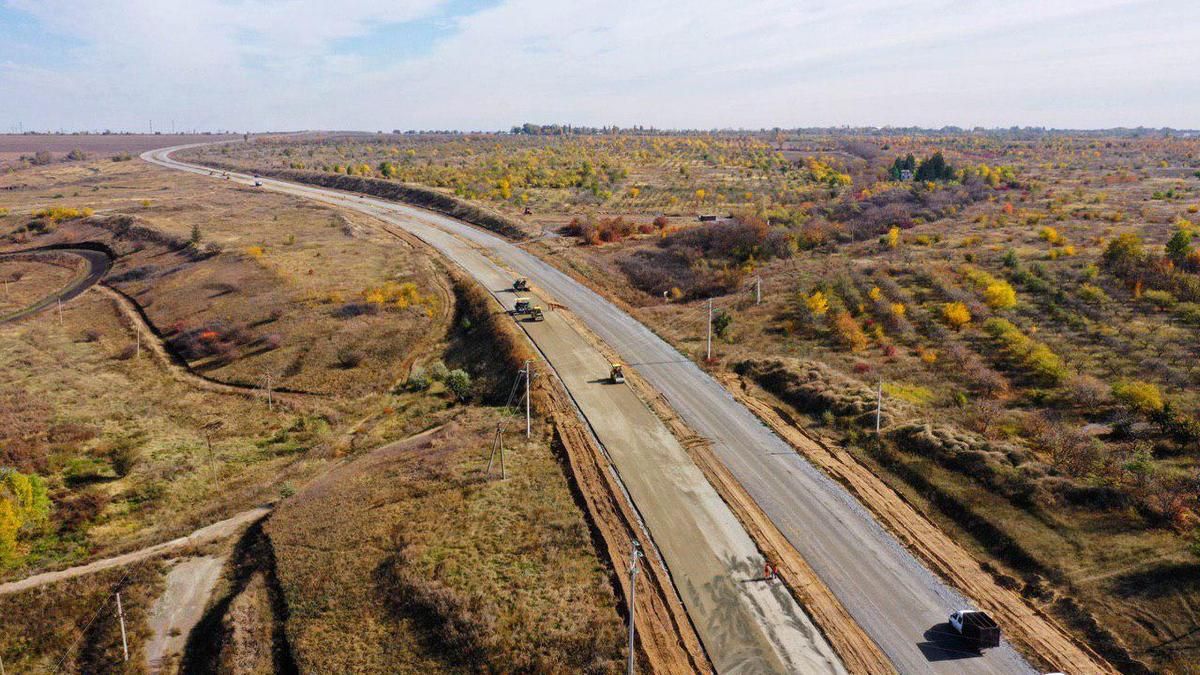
[609,363,625,384]
[948,610,1000,650]
[528,306,544,321]
[513,278,529,291]
[513,298,532,314]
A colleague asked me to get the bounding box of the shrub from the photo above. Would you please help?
[805,290,829,317]
[429,361,450,381]
[407,366,431,391]
[942,302,971,329]
[32,206,93,222]
[885,226,900,249]
[713,310,733,339]
[446,369,472,401]
[1176,302,1200,326]
[1067,374,1110,408]
[983,281,1017,310]
[335,346,365,369]
[1077,283,1110,304]
[1141,289,1176,310]
[55,490,108,532]
[831,312,868,352]
[1112,380,1164,414]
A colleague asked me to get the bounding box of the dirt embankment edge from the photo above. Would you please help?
[451,271,711,674]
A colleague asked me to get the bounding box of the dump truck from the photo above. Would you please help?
[949,610,1000,650]
[609,364,625,384]
[513,278,529,291]
[528,306,544,321]
[513,298,532,315]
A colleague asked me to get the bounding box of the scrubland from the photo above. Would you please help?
[206,128,1200,673]
[0,155,626,672]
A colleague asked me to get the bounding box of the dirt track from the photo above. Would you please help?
[0,248,111,323]
[0,508,270,596]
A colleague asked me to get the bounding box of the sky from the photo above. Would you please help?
[1,0,1197,132]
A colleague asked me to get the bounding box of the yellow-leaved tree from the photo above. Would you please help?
[942,302,972,330]
[805,290,829,317]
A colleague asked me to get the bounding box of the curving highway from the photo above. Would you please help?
[144,145,1048,674]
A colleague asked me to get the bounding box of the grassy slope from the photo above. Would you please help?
[266,410,625,674]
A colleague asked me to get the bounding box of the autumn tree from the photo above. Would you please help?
[942,302,971,330]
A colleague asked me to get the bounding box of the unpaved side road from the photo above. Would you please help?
[0,508,270,596]
[147,147,845,673]
[145,555,227,673]
[0,248,111,323]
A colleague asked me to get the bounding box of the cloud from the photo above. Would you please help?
[1,0,1197,131]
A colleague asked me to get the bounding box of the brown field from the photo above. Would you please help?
[0,257,82,315]
[0,133,239,170]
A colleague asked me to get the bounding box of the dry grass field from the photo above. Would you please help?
[0,133,238,171]
[207,129,1200,673]
[0,153,635,673]
[0,157,462,586]
[264,411,625,674]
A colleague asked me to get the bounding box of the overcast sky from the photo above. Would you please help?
[1,0,1197,132]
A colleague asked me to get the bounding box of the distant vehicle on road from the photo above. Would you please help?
[528,306,544,321]
[513,298,531,315]
[949,610,1000,650]
[513,277,529,291]
[253,180,262,187]
[609,363,625,384]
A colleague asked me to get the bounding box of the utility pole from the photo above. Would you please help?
[523,360,531,439]
[875,378,883,435]
[116,592,129,662]
[755,276,762,305]
[706,298,713,361]
[626,541,643,675]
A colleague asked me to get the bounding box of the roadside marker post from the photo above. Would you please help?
[116,591,129,662]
